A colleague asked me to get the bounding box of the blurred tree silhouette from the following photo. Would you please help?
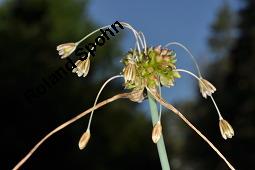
[208,2,235,58]
[0,0,159,169]
[175,1,255,170]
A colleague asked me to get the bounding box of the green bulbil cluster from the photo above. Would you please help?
[123,46,181,90]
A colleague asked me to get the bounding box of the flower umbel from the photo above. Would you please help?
[13,22,236,170]
[122,46,180,90]
[57,42,77,59]
[219,118,234,140]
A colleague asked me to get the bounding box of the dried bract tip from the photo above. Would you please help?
[152,121,162,143]
[148,87,160,98]
[128,88,145,103]
[57,43,77,59]
[78,129,91,150]
[219,118,234,140]
[199,78,216,98]
[72,57,90,77]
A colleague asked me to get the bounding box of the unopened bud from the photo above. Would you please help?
[152,121,162,143]
[78,129,91,150]
[219,118,234,140]
[199,78,216,98]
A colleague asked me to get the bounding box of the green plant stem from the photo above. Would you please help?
[148,93,171,170]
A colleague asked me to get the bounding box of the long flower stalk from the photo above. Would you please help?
[148,93,171,170]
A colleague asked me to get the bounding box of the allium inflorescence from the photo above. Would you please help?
[13,22,236,170]
[123,46,180,90]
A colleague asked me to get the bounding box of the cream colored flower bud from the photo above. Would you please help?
[160,49,169,56]
[72,57,90,77]
[199,78,216,98]
[160,76,174,88]
[57,43,77,59]
[154,45,161,53]
[219,118,234,140]
[123,63,136,83]
[78,129,91,150]
[152,121,162,143]
[129,88,144,103]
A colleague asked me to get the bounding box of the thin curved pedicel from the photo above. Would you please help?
[77,75,124,150]
[77,22,143,53]
[83,75,124,143]
[165,42,202,77]
[137,31,147,53]
[56,22,144,60]
[175,68,234,140]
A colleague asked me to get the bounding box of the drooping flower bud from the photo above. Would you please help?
[154,45,162,54]
[72,57,90,77]
[123,62,136,83]
[152,121,162,143]
[78,129,91,150]
[199,78,216,98]
[57,43,77,59]
[160,76,174,87]
[219,118,234,140]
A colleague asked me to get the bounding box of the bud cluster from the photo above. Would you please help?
[122,46,181,92]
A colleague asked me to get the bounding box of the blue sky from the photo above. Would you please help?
[0,0,239,103]
[88,0,239,103]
